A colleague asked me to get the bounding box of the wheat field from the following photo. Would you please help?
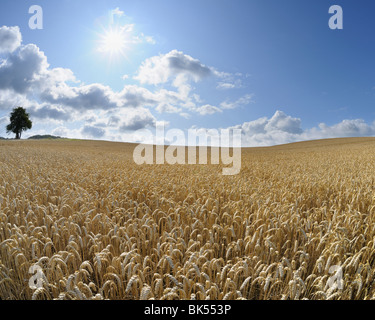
[1,137,375,300]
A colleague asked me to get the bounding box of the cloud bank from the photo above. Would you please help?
[0,26,22,53]
[226,111,375,147]
[134,50,213,85]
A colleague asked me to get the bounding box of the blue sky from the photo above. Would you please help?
[1,0,375,146]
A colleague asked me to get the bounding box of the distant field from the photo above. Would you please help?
[1,137,375,300]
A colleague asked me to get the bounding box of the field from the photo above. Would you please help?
[1,137,375,300]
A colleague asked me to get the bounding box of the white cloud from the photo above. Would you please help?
[0,116,8,129]
[117,108,156,131]
[152,86,194,115]
[116,25,156,45]
[179,112,191,119]
[51,126,69,137]
[81,125,106,139]
[42,83,124,110]
[217,82,236,90]
[195,104,222,116]
[226,110,303,147]
[305,119,375,140]
[75,107,159,136]
[216,75,244,90]
[42,83,159,111]
[0,89,31,110]
[226,111,375,147]
[220,94,254,110]
[155,103,182,114]
[119,85,156,108]
[112,7,124,17]
[131,51,252,117]
[265,110,303,134]
[144,35,156,45]
[134,50,213,85]
[28,104,72,122]
[38,67,78,93]
[0,44,49,93]
[0,26,22,53]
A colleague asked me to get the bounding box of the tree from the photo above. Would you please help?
[6,107,32,139]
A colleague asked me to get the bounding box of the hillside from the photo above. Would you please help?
[27,135,63,140]
[1,137,375,300]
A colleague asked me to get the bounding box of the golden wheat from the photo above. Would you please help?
[1,138,375,300]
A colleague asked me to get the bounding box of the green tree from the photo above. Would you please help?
[6,107,32,139]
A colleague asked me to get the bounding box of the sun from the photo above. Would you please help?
[97,27,128,58]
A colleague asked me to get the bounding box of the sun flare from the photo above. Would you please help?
[98,27,128,57]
